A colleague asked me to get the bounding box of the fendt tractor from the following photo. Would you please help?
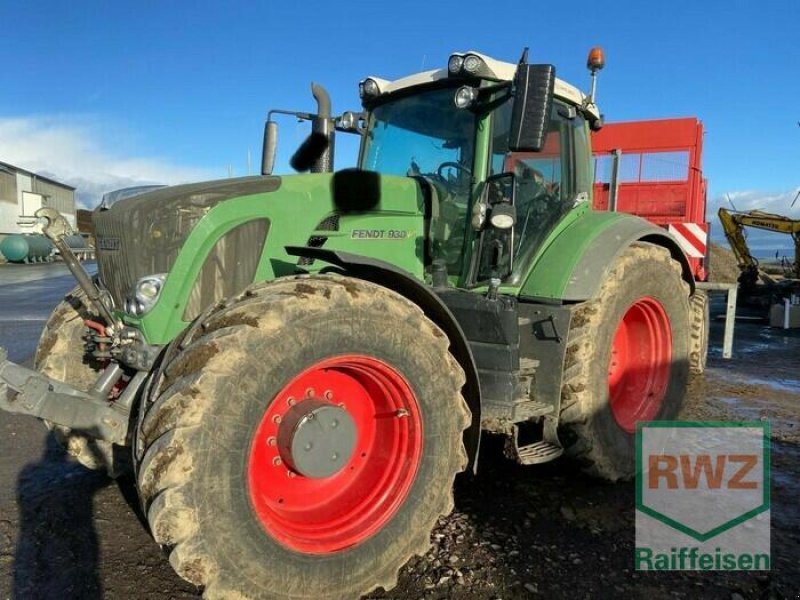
[0,48,707,599]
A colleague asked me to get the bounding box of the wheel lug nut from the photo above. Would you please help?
[267,436,277,446]
[287,470,296,478]
[287,397,295,407]
[272,415,282,424]
[305,388,314,398]
[324,390,333,400]
[272,457,282,467]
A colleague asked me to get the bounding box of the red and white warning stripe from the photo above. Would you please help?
[667,223,708,259]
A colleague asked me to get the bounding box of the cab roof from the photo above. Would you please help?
[365,50,600,120]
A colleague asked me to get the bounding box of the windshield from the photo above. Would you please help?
[361,86,476,177]
[361,86,477,278]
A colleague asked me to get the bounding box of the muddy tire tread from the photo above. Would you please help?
[136,274,470,600]
[559,243,690,480]
[689,291,709,375]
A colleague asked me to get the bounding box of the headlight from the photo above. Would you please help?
[359,77,383,99]
[125,273,167,316]
[489,203,516,230]
[448,54,464,74]
[339,111,357,129]
[454,86,479,109]
[463,54,483,74]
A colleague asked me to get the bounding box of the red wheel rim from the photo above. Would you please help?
[608,297,672,433]
[247,355,423,554]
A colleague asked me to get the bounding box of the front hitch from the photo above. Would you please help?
[0,347,132,444]
[35,207,120,330]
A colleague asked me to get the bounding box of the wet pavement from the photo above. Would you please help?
[0,266,798,599]
[0,262,95,362]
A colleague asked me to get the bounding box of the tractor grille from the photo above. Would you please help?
[94,176,281,307]
[183,219,269,321]
[298,214,340,266]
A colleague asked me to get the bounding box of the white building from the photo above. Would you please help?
[0,161,76,238]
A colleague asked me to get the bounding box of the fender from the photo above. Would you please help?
[286,246,482,473]
[520,213,695,302]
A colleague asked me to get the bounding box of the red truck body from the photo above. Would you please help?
[591,117,709,281]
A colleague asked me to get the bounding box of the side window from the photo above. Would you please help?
[483,100,589,284]
[507,109,575,277]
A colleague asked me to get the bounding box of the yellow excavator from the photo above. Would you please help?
[718,207,800,295]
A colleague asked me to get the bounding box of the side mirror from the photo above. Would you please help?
[508,64,556,152]
[261,120,278,175]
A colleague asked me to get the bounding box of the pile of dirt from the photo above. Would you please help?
[708,242,740,283]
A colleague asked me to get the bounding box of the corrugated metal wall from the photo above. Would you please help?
[0,172,16,205]
[0,165,75,235]
[34,178,75,216]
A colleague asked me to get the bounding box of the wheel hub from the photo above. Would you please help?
[277,400,357,478]
[608,296,672,432]
[247,355,423,554]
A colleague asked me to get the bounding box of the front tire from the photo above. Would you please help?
[559,243,691,480]
[135,275,470,599]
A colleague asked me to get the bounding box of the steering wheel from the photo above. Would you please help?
[436,161,471,179]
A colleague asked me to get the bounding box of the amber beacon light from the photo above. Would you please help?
[587,46,605,72]
[586,46,605,105]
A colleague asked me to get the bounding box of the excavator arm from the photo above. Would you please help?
[718,208,800,283]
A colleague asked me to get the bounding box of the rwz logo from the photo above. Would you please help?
[648,453,758,490]
[635,422,770,570]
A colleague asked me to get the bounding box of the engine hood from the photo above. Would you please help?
[98,171,431,343]
[93,176,282,306]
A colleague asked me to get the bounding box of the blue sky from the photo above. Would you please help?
[1,0,799,249]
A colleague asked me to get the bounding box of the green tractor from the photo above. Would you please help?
[0,48,699,599]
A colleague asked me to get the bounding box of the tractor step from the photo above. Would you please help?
[512,399,554,420]
[516,441,564,465]
[509,419,564,466]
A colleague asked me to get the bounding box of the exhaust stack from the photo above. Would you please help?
[310,83,334,173]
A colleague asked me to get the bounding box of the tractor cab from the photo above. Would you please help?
[347,51,601,288]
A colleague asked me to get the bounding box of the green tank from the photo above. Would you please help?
[0,234,54,263]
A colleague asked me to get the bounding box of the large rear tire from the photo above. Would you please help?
[135,275,470,599]
[559,243,691,480]
[34,287,127,476]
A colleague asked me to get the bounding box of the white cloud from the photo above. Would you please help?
[708,189,800,217]
[0,116,215,209]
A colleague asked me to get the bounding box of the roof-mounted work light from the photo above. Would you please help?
[447,51,500,80]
